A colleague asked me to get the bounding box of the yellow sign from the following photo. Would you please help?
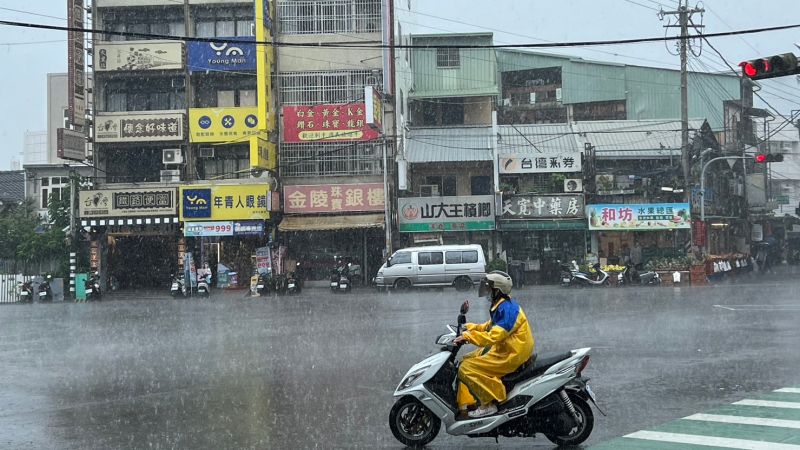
[180,184,272,221]
[189,107,261,143]
[249,136,277,170]
[256,0,275,132]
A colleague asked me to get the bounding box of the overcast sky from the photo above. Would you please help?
[2,0,800,169]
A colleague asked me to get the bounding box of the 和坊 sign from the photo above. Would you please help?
[398,195,495,232]
[587,203,691,231]
[499,153,582,174]
[180,184,272,221]
[187,37,256,73]
[283,183,385,214]
[502,194,584,219]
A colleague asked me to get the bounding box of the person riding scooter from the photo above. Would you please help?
[453,271,535,418]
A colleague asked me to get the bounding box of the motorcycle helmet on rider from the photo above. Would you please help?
[478,270,513,302]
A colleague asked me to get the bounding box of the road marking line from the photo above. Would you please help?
[776,388,800,394]
[714,304,737,311]
[713,304,800,311]
[684,413,800,429]
[734,400,800,409]
[625,430,800,449]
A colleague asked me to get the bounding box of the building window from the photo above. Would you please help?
[40,176,68,209]
[200,146,250,180]
[412,98,465,126]
[194,7,254,38]
[104,78,185,112]
[278,70,382,105]
[102,8,185,41]
[193,75,257,108]
[280,141,382,177]
[470,176,491,195]
[424,175,457,196]
[436,48,460,68]
[278,0,381,35]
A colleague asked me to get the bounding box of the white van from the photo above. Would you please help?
[374,244,487,291]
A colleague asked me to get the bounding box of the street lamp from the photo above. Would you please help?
[699,156,747,254]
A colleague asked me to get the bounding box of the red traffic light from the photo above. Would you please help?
[754,153,784,163]
[755,154,767,163]
[740,53,798,80]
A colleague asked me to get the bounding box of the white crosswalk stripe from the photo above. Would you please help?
[625,430,800,450]
[685,413,800,429]
[734,399,800,409]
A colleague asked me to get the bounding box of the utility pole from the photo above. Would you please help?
[661,0,704,202]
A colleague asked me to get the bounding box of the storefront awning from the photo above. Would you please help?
[81,217,179,227]
[279,214,385,232]
[499,220,587,231]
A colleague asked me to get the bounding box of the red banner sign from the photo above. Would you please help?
[283,183,385,214]
[282,104,382,143]
[692,220,706,247]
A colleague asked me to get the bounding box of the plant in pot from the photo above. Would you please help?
[551,173,566,192]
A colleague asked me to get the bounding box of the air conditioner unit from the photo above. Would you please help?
[528,93,536,105]
[162,148,182,165]
[160,169,180,183]
[199,147,215,158]
[502,98,511,106]
[564,178,583,193]
[171,78,186,88]
[420,184,439,197]
[555,88,562,102]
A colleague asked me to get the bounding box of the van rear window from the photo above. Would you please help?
[462,250,479,263]
[418,251,443,265]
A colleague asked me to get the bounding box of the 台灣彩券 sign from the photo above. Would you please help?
[283,183,385,214]
[587,203,690,231]
[398,195,495,232]
[502,194,584,219]
[282,104,382,143]
[499,153,582,174]
[180,184,272,221]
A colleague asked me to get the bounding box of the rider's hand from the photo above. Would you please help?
[453,335,468,345]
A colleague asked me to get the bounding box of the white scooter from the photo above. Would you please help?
[562,261,610,287]
[389,301,601,447]
[197,274,211,297]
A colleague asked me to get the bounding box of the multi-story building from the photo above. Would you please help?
[274,0,399,282]
[393,32,746,283]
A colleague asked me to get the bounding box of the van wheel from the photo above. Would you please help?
[454,277,472,292]
[394,278,412,291]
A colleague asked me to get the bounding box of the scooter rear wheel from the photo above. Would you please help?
[545,394,594,446]
[389,397,440,448]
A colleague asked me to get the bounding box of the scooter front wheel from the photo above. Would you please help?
[389,397,440,448]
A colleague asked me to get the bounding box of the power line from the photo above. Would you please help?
[0,6,66,21]
[3,18,800,50]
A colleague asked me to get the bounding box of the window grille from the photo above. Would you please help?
[436,48,460,68]
[278,0,381,35]
[280,141,382,177]
[278,70,382,105]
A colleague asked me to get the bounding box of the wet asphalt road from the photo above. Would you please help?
[1,276,799,449]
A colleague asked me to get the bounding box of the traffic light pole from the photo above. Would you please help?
[700,156,746,254]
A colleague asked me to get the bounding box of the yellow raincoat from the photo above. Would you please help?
[457,297,535,408]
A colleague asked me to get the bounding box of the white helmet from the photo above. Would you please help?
[479,270,513,298]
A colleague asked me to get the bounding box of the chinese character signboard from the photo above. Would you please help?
[283,184,385,214]
[586,203,691,231]
[57,128,86,161]
[398,195,495,232]
[183,220,265,237]
[96,41,184,71]
[502,194,585,219]
[499,153,582,174]
[180,184,271,221]
[187,37,255,73]
[189,107,260,143]
[282,104,382,143]
[95,112,184,142]
[364,86,383,132]
[79,188,177,218]
[67,0,85,127]
[249,136,277,170]
[692,220,706,247]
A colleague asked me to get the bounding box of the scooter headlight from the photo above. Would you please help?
[399,366,430,390]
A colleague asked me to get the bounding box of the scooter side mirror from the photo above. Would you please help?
[457,314,467,325]
[459,300,470,315]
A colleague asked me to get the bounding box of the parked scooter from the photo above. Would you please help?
[330,267,341,292]
[38,274,53,302]
[618,263,661,286]
[272,273,289,296]
[85,271,102,301]
[286,262,302,295]
[170,273,186,298]
[18,280,33,303]
[389,300,600,447]
[257,271,272,296]
[336,263,353,293]
[561,261,610,287]
[197,274,211,297]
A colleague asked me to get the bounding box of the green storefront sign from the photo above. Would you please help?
[398,195,496,232]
